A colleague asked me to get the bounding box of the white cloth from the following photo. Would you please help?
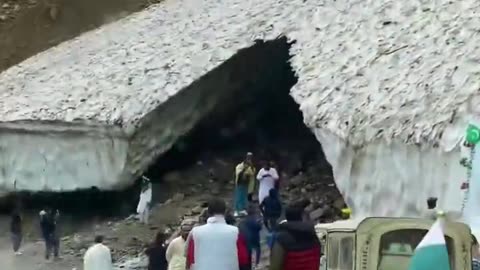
[139,208,150,224]
[187,215,240,270]
[166,236,186,270]
[83,243,113,270]
[257,168,279,203]
[137,184,152,214]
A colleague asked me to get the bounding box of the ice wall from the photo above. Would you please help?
[0,122,129,195]
[312,111,480,222]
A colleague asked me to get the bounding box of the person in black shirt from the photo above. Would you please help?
[10,210,22,255]
[260,188,282,231]
[40,208,60,259]
[145,231,168,270]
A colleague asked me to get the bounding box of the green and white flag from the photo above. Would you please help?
[408,219,451,270]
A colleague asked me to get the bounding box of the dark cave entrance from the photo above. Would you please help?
[145,36,334,198]
[2,37,340,219]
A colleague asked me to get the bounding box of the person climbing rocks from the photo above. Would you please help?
[473,234,480,270]
[137,176,153,224]
[239,205,262,269]
[166,223,192,270]
[260,188,282,232]
[146,231,168,270]
[10,208,22,255]
[269,204,321,270]
[186,198,249,270]
[234,152,256,217]
[257,161,279,204]
[83,235,113,270]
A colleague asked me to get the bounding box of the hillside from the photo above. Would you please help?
[0,0,159,71]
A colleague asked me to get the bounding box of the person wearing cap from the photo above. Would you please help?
[166,223,193,270]
[137,176,153,224]
[234,153,256,216]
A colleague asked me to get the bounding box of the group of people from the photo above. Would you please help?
[234,152,280,217]
[187,198,320,270]
[139,197,320,270]
[9,207,61,259]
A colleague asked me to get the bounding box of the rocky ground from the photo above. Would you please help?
[0,146,344,270]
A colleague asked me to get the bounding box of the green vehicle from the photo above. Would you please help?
[315,217,472,270]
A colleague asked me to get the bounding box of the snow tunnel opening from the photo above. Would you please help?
[143,36,344,212]
[1,37,345,221]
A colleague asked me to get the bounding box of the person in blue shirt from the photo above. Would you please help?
[239,205,262,269]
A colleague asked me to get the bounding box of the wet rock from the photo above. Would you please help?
[191,205,204,215]
[172,193,185,202]
[182,217,198,227]
[333,198,346,210]
[288,173,306,187]
[0,15,7,21]
[163,171,182,183]
[309,207,326,221]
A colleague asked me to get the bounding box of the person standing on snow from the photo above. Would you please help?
[10,209,22,255]
[137,176,153,224]
[234,153,256,216]
[166,224,192,270]
[269,205,321,270]
[257,161,279,204]
[185,198,249,270]
[83,235,113,270]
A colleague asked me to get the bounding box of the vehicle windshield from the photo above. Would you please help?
[377,229,455,270]
[327,233,354,270]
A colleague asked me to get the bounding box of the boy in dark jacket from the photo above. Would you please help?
[269,205,320,270]
[239,205,262,269]
[260,188,282,231]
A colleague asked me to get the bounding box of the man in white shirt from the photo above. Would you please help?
[257,161,279,204]
[83,235,113,270]
[137,176,153,224]
[166,223,193,270]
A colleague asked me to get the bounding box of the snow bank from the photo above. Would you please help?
[288,0,480,219]
[290,0,480,146]
[0,122,129,195]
